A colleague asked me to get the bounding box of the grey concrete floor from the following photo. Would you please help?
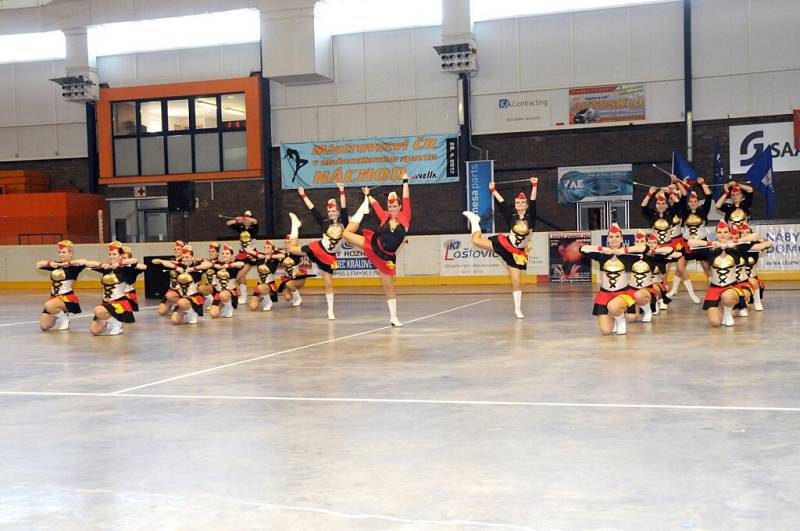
[0,285,798,531]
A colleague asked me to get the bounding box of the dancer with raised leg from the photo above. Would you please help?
[463,177,538,319]
[668,177,713,303]
[342,173,411,327]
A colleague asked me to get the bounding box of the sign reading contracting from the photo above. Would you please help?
[496,91,551,132]
[280,134,459,189]
[557,164,634,204]
[568,83,646,125]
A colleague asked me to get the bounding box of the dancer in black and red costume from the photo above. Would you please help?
[227,211,258,303]
[121,245,147,312]
[248,240,285,312]
[153,245,211,325]
[35,240,89,331]
[462,177,538,319]
[667,177,713,303]
[580,224,646,335]
[84,241,140,336]
[158,240,187,317]
[342,173,411,326]
[715,181,754,228]
[287,181,349,319]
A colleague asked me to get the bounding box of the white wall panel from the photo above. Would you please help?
[643,80,683,122]
[692,0,749,77]
[364,30,415,101]
[13,61,56,126]
[135,50,179,82]
[0,64,15,127]
[330,105,367,140]
[331,34,366,103]
[415,98,457,135]
[366,101,417,137]
[17,125,57,159]
[0,128,17,159]
[518,14,573,90]
[572,9,630,86]
[178,47,223,78]
[96,54,137,86]
[272,107,319,144]
[629,2,683,81]
[269,80,287,107]
[748,0,800,72]
[412,26,454,98]
[471,18,519,93]
[56,123,87,158]
[221,43,261,77]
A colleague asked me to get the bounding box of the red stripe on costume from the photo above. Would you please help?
[308,240,336,265]
[593,288,636,306]
[496,234,527,258]
[50,293,80,304]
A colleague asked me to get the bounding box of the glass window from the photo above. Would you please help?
[113,102,137,136]
[139,101,163,134]
[140,136,165,175]
[167,135,192,174]
[195,132,221,172]
[167,99,190,131]
[223,131,247,171]
[221,93,246,128]
[113,138,138,176]
[0,30,66,63]
[195,97,218,129]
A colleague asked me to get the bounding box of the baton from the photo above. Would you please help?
[494,178,538,185]
[651,164,674,178]
[218,214,237,220]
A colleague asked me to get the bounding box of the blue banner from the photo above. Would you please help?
[557,164,633,204]
[672,151,698,185]
[465,160,495,233]
[281,134,458,189]
[747,148,776,218]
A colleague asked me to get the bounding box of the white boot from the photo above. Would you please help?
[291,290,302,307]
[683,279,700,304]
[512,290,524,319]
[387,298,402,327]
[738,306,749,317]
[259,295,273,312]
[349,197,371,224]
[102,316,124,336]
[753,287,763,311]
[722,306,735,327]
[54,311,70,330]
[613,315,627,335]
[289,212,302,239]
[221,302,234,318]
[640,305,653,322]
[462,211,482,234]
[238,284,247,304]
[653,301,661,315]
[667,275,681,297]
[204,294,213,309]
[326,293,335,320]
[184,308,199,325]
[658,299,668,310]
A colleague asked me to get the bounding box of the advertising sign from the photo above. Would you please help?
[331,240,377,277]
[753,224,800,271]
[549,232,592,283]
[440,234,548,276]
[495,91,551,132]
[729,122,800,174]
[465,160,495,233]
[557,164,634,204]
[280,134,458,189]
[568,83,645,124]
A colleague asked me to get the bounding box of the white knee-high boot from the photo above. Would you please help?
[683,279,700,304]
[387,298,402,327]
[326,293,335,320]
[512,290,524,319]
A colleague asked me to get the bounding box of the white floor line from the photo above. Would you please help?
[6,483,535,530]
[0,305,160,328]
[2,390,799,413]
[109,299,493,395]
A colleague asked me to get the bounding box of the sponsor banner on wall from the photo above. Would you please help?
[557,164,633,204]
[568,83,645,125]
[329,241,378,277]
[280,134,458,189]
[728,122,800,174]
[440,234,547,276]
[495,91,551,132]
[549,232,592,283]
[465,160,495,233]
[752,224,800,271]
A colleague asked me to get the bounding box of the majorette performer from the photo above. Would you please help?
[287,181,349,319]
[153,245,211,325]
[35,240,89,331]
[121,246,147,311]
[645,232,679,313]
[228,211,258,303]
[462,177,538,319]
[199,242,220,309]
[688,221,769,327]
[737,223,772,312]
[158,240,186,316]
[628,230,676,322]
[85,241,138,336]
[208,244,246,319]
[641,187,676,246]
[233,229,260,305]
[248,240,285,312]
[342,172,411,327]
[580,223,647,335]
[273,235,315,307]
[667,177,713,303]
[715,181,754,228]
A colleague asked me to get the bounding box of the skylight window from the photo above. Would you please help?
[315,0,442,36]
[471,0,670,22]
[0,31,65,63]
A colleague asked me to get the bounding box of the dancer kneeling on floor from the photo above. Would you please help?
[84,241,142,336]
[209,244,245,319]
[153,245,211,325]
[35,240,89,331]
[628,231,678,323]
[342,173,411,327]
[249,240,285,312]
[463,177,538,319]
[580,224,646,335]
